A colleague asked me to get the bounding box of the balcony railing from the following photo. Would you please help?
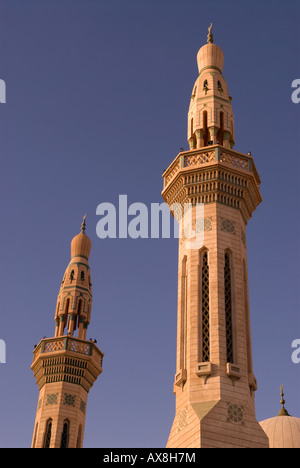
[163,145,260,190]
[33,336,104,367]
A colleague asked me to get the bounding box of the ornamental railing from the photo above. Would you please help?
[163,145,260,189]
[33,336,103,367]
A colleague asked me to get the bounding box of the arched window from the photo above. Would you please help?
[224,253,234,363]
[87,301,92,321]
[43,418,52,448]
[64,298,70,331]
[55,302,60,336]
[203,110,209,146]
[77,299,83,329]
[217,111,224,145]
[190,117,194,137]
[81,271,84,281]
[200,251,210,362]
[60,420,70,448]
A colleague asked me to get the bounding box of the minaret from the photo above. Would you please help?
[31,217,104,448]
[162,26,269,448]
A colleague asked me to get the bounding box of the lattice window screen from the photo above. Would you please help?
[202,252,210,362]
[224,253,233,363]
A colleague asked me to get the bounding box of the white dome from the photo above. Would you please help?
[259,416,300,448]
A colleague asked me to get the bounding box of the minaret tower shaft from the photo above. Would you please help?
[31,217,104,448]
[162,27,269,448]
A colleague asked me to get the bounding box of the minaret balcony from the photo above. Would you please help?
[163,145,260,189]
[162,145,262,224]
[31,336,104,392]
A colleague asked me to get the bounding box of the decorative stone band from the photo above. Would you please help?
[37,394,87,414]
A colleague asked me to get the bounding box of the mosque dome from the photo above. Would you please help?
[197,23,224,74]
[259,387,300,448]
[71,215,91,259]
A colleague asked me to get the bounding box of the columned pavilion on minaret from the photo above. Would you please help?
[162,25,269,448]
[31,217,104,448]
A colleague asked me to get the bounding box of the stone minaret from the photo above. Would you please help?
[162,26,269,448]
[31,217,104,448]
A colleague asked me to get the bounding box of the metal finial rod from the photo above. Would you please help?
[81,214,87,233]
[207,23,214,44]
[280,385,286,407]
[278,385,290,416]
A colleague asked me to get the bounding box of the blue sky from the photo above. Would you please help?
[0,0,299,448]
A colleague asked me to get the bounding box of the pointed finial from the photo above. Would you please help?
[81,214,87,233]
[278,385,290,416]
[207,23,214,44]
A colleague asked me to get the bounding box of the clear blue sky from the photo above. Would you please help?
[0,0,299,448]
